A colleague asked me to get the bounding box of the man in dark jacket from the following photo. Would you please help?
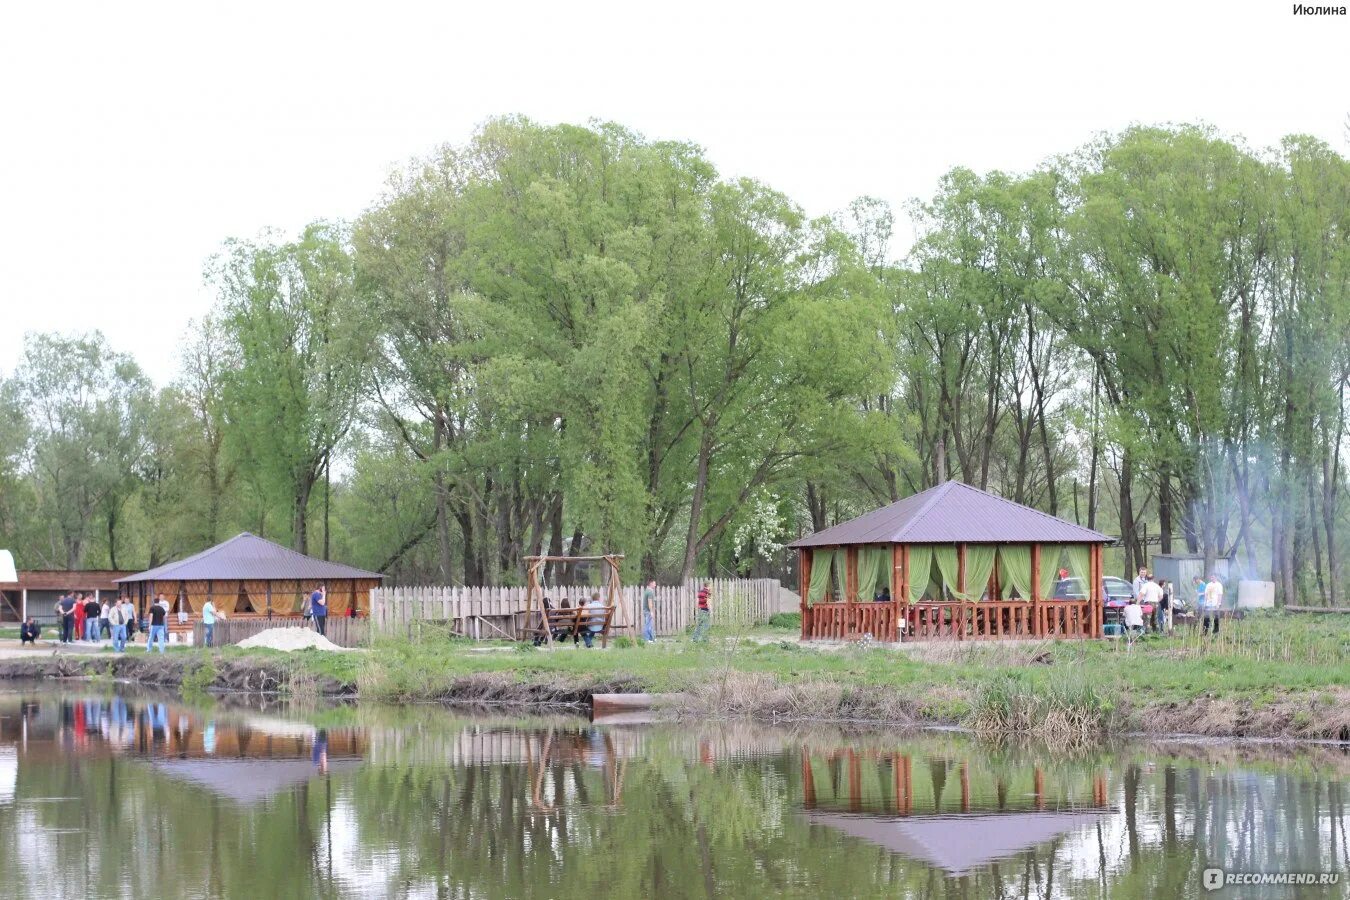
[19,617,40,645]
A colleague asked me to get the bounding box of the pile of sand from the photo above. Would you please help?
[236,627,354,653]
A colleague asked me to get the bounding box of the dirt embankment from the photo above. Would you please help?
[2,654,1347,742]
[0,654,339,695]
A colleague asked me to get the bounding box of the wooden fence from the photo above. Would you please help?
[370,578,781,640]
[193,616,370,649]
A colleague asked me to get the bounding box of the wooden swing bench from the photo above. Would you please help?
[531,606,617,648]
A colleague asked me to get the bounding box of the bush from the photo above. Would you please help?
[768,612,801,630]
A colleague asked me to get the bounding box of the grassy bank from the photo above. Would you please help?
[2,612,1345,741]
[308,611,1350,740]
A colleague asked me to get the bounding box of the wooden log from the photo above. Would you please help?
[590,693,680,714]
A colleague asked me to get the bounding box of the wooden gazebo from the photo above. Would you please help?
[115,533,382,621]
[790,481,1109,642]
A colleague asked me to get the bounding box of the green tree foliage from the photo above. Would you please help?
[210,222,373,554]
[1,120,1347,604]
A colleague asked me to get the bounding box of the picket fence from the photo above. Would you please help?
[193,616,371,649]
[369,578,781,640]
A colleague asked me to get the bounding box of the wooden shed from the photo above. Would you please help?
[789,480,1110,642]
[114,533,382,621]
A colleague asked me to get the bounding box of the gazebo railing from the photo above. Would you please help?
[804,599,1096,642]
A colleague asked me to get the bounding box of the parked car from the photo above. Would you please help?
[1051,576,1140,605]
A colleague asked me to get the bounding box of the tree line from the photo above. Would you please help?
[1,119,1346,602]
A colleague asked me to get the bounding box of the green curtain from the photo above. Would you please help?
[1038,545,1061,599]
[998,545,1033,600]
[808,549,834,604]
[1065,544,1091,587]
[906,545,933,602]
[832,549,846,600]
[857,546,890,600]
[960,545,997,601]
[932,546,959,600]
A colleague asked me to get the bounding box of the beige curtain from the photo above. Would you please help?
[906,545,934,602]
[997,545,1032,600]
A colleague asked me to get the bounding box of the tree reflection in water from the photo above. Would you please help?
[0,689,1345,899]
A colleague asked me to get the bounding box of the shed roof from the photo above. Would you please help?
[115,533,383,584]
[0,570,133,591]
[788,480,1109,548]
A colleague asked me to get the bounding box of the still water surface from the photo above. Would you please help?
[0,685,1345,899]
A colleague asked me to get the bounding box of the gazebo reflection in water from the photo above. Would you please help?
[800,745,1113,876]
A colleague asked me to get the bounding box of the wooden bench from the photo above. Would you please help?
[531,606,615,648]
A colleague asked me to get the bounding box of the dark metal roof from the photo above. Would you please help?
[788,480,1109,548]
[114,533,383,583]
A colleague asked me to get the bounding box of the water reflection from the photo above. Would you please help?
[0,686,1345,899]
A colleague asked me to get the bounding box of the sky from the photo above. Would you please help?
[1,0,1345,386]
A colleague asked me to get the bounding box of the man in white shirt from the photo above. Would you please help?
[1137,578,1163,632]
[1202,575,1225,636]
[1122,598,1145,638]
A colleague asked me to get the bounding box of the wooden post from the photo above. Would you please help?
[1031,544,1042,638]
[1091,543,1103,638]
[799,549,811,641]
[891,543,902,642]
[845,546,858,639]
[957,543,967,640]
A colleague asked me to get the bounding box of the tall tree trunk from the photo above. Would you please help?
[107,509,118,570]
[546,494,564,584]
[293,478,312,555]
[680,430,714,582]
[1158,467,1173,555]
[1118,448,1137,578]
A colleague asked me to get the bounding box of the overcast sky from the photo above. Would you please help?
[1,0,1344,386]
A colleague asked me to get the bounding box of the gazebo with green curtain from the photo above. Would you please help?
[790,481,1110,642]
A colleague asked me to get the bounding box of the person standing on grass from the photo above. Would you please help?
[108,599,128,653]
[84,594,101,642]
[201,597,220,648]
[310,584,328,637]
[1132,567,1151,600]
[73,594,87,644]
[1203,574,1224,636]
[1137,577,1162,633]
[147,594,169,653]
[691,585,712,643]
[1156,579,1172,633]
[642,580,656,642]
[99,598,111,640]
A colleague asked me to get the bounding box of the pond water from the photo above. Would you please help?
[0,685,1345,899]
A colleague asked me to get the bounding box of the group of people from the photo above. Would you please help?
[19,590,230,652]
[533,591,611,647]
[532,581,713,647]
[1121,568,1225,638]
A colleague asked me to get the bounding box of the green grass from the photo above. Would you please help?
[275,611,1345,737]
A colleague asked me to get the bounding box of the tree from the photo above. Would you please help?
[211,222,372,554]
[8,332,152,568]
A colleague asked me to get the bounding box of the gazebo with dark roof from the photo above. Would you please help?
[115,533,383,620]
[788,480,1109,642]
